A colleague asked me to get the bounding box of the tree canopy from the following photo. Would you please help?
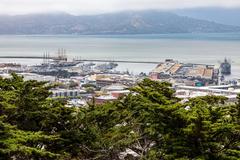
[0,74,239,160]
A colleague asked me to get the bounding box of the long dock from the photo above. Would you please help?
[0,56,52,59]
[78,59,160,64]
[0,56,160,64]
[0,56,217,67]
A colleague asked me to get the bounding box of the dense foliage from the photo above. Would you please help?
[0,74,239,160]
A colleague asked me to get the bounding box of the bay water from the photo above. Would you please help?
[0,33,239,78]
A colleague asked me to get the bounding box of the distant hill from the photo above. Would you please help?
[0,10,240,35]
[174,7,240,26]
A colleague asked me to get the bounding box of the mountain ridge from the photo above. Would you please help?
[0,10,239,35]
[173,7,240,26]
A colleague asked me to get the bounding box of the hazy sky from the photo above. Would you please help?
[0,0,240,15]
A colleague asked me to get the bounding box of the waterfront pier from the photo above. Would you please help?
[0,56,160,64]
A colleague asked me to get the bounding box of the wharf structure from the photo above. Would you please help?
[149,59,219,86]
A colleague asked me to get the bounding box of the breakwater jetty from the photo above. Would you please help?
[0,56,160,64]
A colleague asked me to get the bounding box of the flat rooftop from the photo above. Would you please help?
[151,60,215,79]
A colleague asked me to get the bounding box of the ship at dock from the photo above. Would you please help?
[42,49,81,68]
[220,58,231,75]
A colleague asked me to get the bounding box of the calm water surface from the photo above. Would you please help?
[0,33,239,77]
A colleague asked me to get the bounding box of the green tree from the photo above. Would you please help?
[0,74,70,159]
[169,96,240,159]
[0,75,239,160]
